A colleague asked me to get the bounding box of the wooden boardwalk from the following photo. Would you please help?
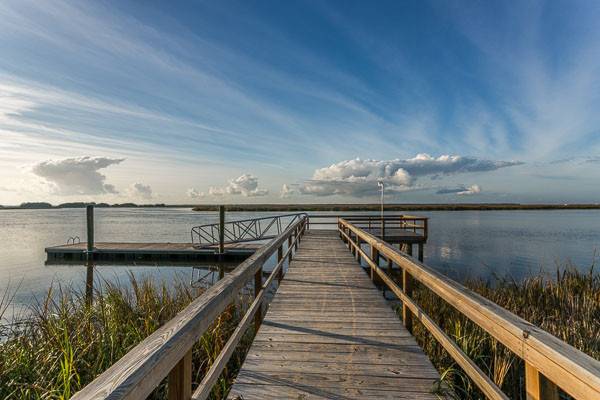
[228,230,441,399]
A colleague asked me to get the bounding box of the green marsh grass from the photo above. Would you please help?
[0,273,253,399]
[394,266,600,399]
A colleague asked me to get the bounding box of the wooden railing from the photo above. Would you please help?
[309,214,428,239]
[338,218,600,400]
[72,215,308,400]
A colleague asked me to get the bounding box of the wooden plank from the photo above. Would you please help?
[228,230,440,399]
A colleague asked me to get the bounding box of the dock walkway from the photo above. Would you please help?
[228,230,440,399]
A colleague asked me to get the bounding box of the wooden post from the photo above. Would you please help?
[525,362,559,400]
[86,205,94,253]
[402,269,413,333]
[370,247,379,282]
[418,243,424,262]
[254,267,263,332]
[356,238,362,263]
[287,236,293,263]
[85,205,94,305]
[387,257,392,273]
[168,349,192,400]
[277,245,283,283]
[406,243,413,257]
[218,205,225,254]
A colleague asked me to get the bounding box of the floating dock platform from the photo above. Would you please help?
[45,242,261,263]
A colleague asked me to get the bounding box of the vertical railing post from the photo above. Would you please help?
[356,238,362,263]
[85,205,94,305]
[287,236,293,263]
[402,268,413,333]
[406,243,413,257]
[168,350,192,400]
[218,205,225,254]
[370,246,379,282]
[254,266,263,332]
[525,362,559,400]
[418,243,424,262]
[277,245,283,283]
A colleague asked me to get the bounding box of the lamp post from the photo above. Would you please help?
[377,180,384,238]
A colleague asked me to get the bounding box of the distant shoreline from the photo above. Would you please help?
[193,203,600,211]
[2,202,600,211]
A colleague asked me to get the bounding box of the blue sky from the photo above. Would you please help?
[1,0,600,204]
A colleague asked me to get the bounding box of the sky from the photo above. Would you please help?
[1,0,600,205]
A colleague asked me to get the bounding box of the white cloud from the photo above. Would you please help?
[31,156,123,195]
[289,154,519,197]
[209,174,268,197]
[129,182,153,199]
[187,188,205,198]
[437,184,482,196]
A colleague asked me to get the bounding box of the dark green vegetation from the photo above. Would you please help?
[1,202,167,210]
[192,203,600,212]
[396,267,600,399]
[0,275,252,399]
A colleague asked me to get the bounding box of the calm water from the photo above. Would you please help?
[1,208,599,316]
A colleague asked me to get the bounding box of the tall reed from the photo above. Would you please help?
[0,273,251,399]
[397,266,600,399]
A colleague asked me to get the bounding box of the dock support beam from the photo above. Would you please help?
[254,267,263,332]
[525,362,559,400]
[85,205,94,305]
[218,205,225,254]
[168,349,192,400]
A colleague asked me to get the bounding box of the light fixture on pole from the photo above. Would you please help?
[377,180,384,219]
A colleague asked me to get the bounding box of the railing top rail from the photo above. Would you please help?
[338,218,600,399]
[192,212,308,229]
[74,215,307,400]
[307,214,427,220]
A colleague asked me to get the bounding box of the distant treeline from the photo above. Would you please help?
[2,202,167,210]
[191,203,600,212]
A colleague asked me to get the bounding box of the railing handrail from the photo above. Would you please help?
[73,215,308,400]
[338,218,600,399]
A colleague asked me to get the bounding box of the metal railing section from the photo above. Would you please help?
[191,213,308,248]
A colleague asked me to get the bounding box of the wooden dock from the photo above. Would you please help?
[45,242,260,263]
[72,214,600,400]
[227,230,440,399]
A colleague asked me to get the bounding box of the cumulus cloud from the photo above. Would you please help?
[187,188,205,198]
[209,174,268,197]
[287,154,519,197]
[129,183,153,199]
[436,184,482,196]
[31,156,123,195]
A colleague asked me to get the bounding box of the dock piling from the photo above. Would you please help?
[218,205,225,254]
[85,205,94,305]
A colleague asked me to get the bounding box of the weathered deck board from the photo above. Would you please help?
[227,230,441,399]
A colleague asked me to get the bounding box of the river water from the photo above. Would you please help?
[1,208,599,317]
